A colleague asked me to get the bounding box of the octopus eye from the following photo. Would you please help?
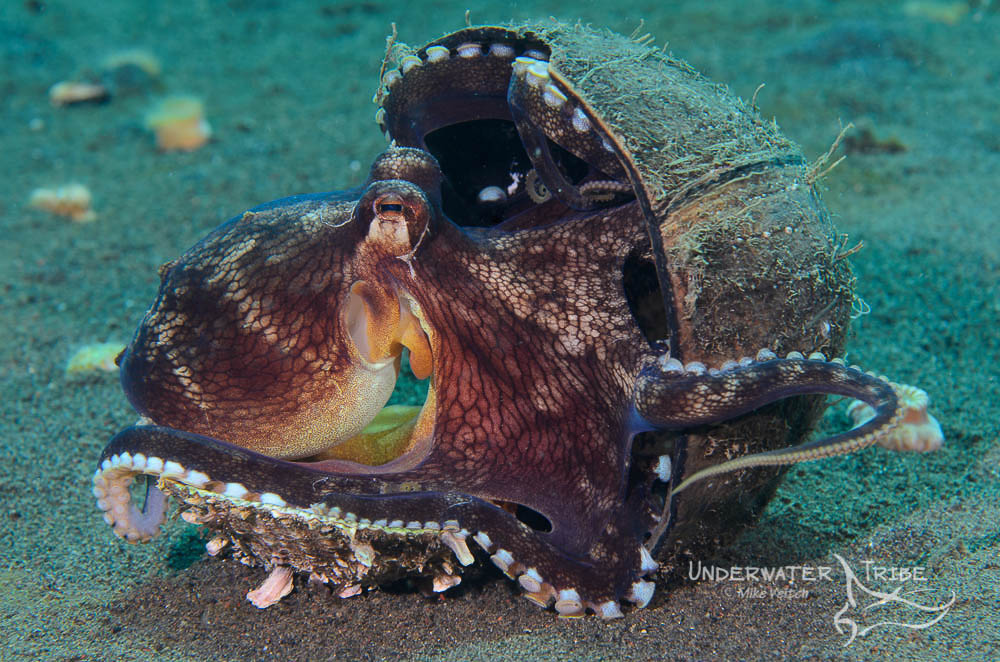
[362,187,430,255]
[375,195,406,219]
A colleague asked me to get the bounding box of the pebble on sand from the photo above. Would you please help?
[65,343,127,375]
[28,183,97,223]
[48,80,110,106]
[144,95,212,151]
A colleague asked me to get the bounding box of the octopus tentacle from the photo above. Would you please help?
[507,56,631,211]
[376,29,551,145]
[509,105,593,210]
[93,461,169,542]
[94,425,656,618]
[634,351,904,494]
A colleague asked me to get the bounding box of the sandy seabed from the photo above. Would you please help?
[1,1,997,660]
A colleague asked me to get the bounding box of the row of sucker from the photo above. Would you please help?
[470,530,657,619]
[95,453,469,543]
[638,348,910,494]
[376,37,550,146]
[375,37,633,212]
[507,55,627,187]
[94,449,660,617]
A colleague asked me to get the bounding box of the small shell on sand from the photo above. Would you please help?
[66,342,126,375]
[49,80,110,106]
[848,383,944,452]
[247,566,294,609]
[100,48,162,78]
[28,183,97,222]
[144,96,212,151]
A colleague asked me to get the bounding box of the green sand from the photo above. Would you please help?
[1,1,997,660]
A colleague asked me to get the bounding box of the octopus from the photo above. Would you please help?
[93,22,932,618]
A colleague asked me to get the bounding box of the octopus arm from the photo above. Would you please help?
[633,352,905,494]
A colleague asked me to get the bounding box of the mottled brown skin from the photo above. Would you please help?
[122,193,364,458]
[114,148,660,601]
[98,22,906,616]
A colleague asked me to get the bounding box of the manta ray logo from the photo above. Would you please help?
[831,553,956,646]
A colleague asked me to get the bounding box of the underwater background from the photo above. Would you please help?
[1,0,997,660]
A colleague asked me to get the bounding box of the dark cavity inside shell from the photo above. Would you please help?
[376,26,638,230]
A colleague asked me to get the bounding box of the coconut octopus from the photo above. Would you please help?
[93,22,937,618]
